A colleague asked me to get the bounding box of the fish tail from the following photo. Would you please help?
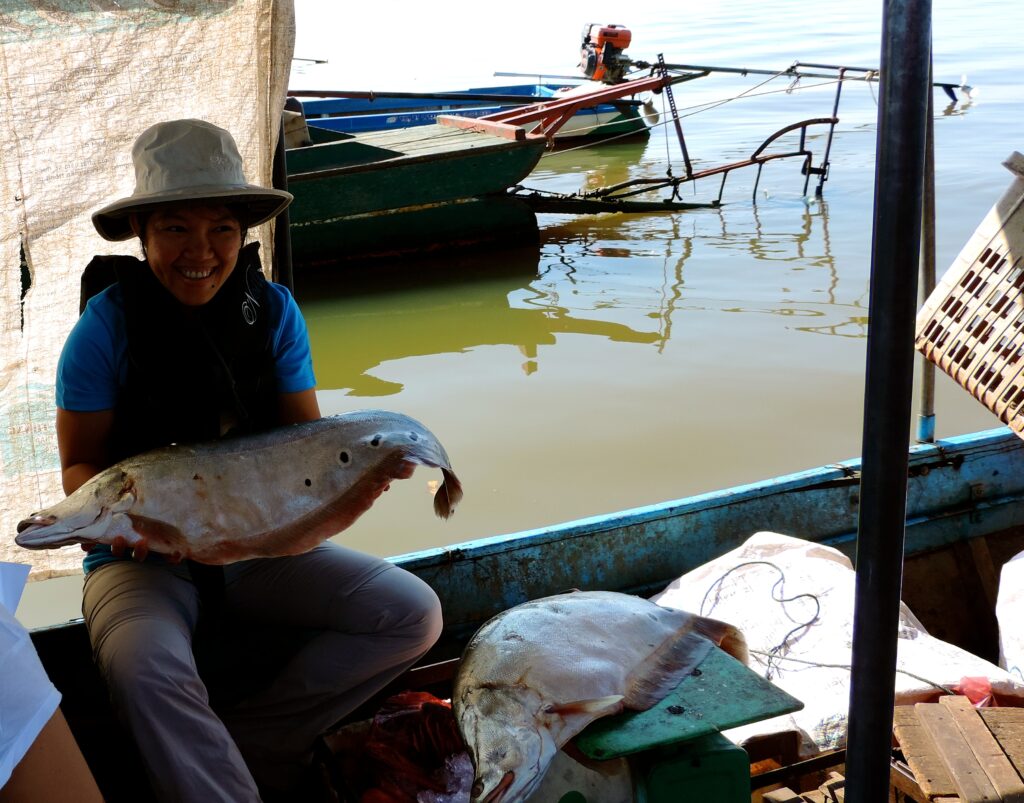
[433,468,464,519]
[693,616,749,665]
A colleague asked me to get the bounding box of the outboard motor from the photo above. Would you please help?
[579,24,632,84]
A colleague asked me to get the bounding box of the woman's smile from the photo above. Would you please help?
[178,265,217,281]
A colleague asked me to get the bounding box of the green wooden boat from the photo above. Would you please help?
[284,123,545,265]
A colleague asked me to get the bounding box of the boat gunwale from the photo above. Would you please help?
[26,426,1024,639]
[393,425,1023,568]
[286,133,545,183]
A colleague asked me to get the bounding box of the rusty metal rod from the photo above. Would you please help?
[917,57,938,443]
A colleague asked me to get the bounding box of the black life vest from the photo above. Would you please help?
[79,242,279,462]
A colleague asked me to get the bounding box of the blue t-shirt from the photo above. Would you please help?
[57,281,316,411]
[56,279,316,572]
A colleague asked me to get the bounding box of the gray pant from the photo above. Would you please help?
[82,543,443,802]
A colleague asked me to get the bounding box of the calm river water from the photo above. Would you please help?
[19,0,1023,626]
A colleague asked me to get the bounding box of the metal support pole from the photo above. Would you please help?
[916,57,937,443]
[815,69,845,197]
[657,54,694,180]
[271,119,294,292]
[845,0,932,800]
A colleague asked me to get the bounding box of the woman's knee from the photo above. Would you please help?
[90,614,203,713]
[413,583,444,649]
[370,568,443,650]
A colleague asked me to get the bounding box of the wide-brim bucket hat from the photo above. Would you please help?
[92,118,293,241]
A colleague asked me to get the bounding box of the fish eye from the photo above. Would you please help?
[370,435,381,447]
[472,780,484,799]
[339,451,349,463]
[409,432,418,441]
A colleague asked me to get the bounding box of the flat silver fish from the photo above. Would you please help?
[453,590,747,803]
[16,410,462,564]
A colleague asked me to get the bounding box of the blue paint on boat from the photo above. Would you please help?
[297,83,643,136]
[392,426,1024,640]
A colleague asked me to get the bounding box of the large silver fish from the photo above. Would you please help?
[453,590,747,803]
[16,410,462,564]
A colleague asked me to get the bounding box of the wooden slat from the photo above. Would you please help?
[894,705,958,798]
[940,696,1024,802]
[981,709,1024,782]
[917,702,1001,802]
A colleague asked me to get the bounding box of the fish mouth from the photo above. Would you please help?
[17,514,57,533]
[15,507,111,548]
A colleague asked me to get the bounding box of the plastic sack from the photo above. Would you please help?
[652,532,1024,758]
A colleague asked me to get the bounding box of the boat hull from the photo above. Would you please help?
[28,426,1024,800]
[286,124,545,264]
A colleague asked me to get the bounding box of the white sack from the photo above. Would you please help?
[997,548,1024,682]
[652,531,1024,757]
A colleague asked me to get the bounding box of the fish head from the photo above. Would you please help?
[458,686,558,803]
[16,470,136,549]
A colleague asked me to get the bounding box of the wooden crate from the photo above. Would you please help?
[916,152,1024,437]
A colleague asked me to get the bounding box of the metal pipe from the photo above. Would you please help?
[814,70,845,197]
[658,54,693,179]
[845,0,932,801]
[288,89,642,108]
[271,119,294,292]
[631,59,961,95]
[917,57,937,443]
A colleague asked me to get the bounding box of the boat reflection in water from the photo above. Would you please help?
[295,195,848,400]
[295,244,664,395]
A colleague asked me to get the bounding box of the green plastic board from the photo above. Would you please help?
[576,646,804,760]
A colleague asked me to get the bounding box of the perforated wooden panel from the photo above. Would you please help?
[916,152,1024,436]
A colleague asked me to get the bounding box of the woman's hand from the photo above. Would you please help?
[79,536,159,563]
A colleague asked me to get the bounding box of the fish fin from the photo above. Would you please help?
[433,468,464,519]
[544,695,624,717]
[126,514,189,555]
[623,629,715,710]
[692,615,749,665]
[622,615,748,711]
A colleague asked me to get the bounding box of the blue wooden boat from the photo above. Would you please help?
[26,423,1024,800]
[291,83,652,143]
[28,134,1024,803]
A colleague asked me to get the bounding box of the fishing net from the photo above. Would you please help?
[0,1,295,580]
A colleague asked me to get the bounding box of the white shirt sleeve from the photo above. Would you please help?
[0,603,61,787]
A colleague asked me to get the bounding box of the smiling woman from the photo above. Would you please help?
[41,117,447,802]
[129,205,246,307]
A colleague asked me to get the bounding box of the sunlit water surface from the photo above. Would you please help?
[20,0,1023,626]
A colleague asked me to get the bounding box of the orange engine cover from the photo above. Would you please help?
[591,25,632,49]
[580,23,633,83]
